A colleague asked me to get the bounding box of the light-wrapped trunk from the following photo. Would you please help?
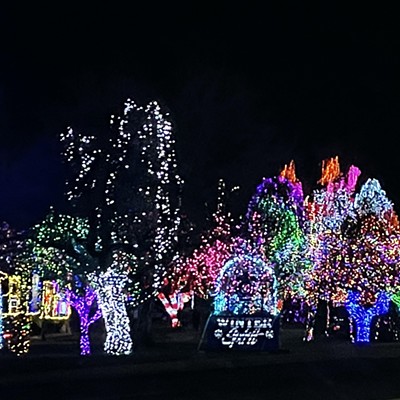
[67,286,102,355]
[90,265,133,355]
[346,291,390,343]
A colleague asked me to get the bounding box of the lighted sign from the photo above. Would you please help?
[199,313,280,351]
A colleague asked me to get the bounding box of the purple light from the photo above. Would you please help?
[67,285,102,355]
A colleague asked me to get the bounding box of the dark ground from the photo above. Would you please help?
[1,318,400,400]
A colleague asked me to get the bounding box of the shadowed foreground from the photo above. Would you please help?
[1,323,400,399]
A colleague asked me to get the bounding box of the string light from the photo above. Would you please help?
[0,271,6,350]
[346,291,390,343]
[88,251,134,355]
[302,157,400,342]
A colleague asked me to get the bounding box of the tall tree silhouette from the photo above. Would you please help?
[59,98,183,353]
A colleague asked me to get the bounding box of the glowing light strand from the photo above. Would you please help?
[345,291,390,343]
[89,251,133,355]
[66,284,102,355]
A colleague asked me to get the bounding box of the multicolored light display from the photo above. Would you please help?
[4,121,400,358]
[212,249,278,316]
[302,157,400,342]
[245,163,309,302]
[157,179,235,326]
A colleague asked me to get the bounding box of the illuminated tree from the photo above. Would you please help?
[159,179,237,326]
[0,222,15,351]
[302,157,361,340]
[185,180,237,297]
[0,222,30,356]
[59,98,183,352]
[87,250,135,355]
[0,270,6,350]
[23,210,102,355]
[342,179,400,342]
[244,161,308,303]
[303,157,400,343]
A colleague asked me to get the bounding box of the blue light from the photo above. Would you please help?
[212,253,278,316]
[345,291,390,343]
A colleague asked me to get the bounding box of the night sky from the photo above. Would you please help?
[1,3,400,231]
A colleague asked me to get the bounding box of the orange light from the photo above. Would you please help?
[318,156,341,186]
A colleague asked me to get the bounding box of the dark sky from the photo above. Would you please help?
[1,3,400,230]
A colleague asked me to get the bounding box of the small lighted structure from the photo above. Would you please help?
[40,280,71,320]
[199,251,280,351]
[2,275,22,316]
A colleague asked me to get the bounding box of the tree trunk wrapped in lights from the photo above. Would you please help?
[9,262,32,356]
[66,284,102,355]
[341,179,400,343]
[59,98,184,347]
[19,210,102,356]
[88,252,133,355]
[346,291,391,343]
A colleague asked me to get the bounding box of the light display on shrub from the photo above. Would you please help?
[353,178,394,217]
[392,291,400,309]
